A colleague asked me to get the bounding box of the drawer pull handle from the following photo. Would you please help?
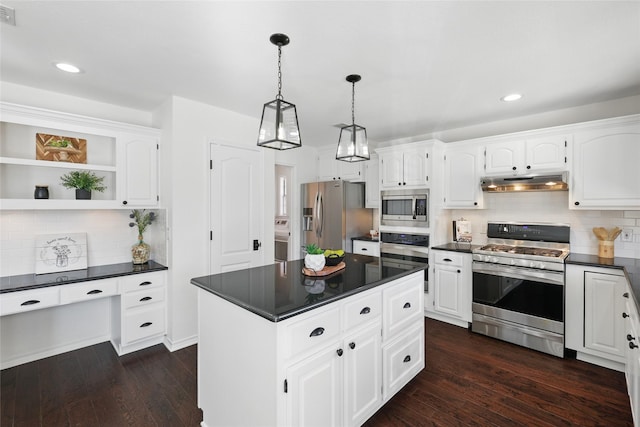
[337,348,343,357]
[360,307,371,315]
[310,327,325,337]
[139,281,152,287]
[403,355,411,363]
[443,258,452,262]
[87,289,103,295]
[140,296,153,302]
[624,292,630,298]
[21,300,40,306]
[349,342,356,350]
[403,302,411,309]
[140,322,153,328]
[361,248,368,251]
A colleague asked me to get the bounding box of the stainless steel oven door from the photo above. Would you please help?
[380,243,429,292]
[471,261,564,333]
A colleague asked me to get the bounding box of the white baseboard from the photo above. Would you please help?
[424,310,471,329]
[164,333,198,352]
[576,351,625,372]
[1,334,110,370]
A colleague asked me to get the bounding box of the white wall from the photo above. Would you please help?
[0,209,167,276]
[152,95,278,350]
[444,191,640,258]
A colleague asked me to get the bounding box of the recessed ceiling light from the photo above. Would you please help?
[54,62,82,73]
[501,93,523,102]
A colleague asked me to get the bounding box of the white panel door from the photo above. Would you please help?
[210,144,263,274]
[584,271,626,358]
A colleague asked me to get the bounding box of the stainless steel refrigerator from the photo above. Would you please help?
[301,180,372,255]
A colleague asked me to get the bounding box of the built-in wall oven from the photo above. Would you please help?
[380,232,429,292]
[472,222,570,358]
[381,189,429,228]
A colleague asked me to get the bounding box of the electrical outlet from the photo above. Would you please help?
[621,228,633,242]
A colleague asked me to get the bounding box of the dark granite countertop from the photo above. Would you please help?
[191,253,427,322]
[0,260,168,294]
[431,243,482,254]
[566,253,640,307]
[351,235,379,242]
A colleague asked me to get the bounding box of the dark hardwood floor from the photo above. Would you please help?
[1,318,633,426]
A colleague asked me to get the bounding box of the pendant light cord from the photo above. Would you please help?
[277,45,283,100]
[351,81,356,125]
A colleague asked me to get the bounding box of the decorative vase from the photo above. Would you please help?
[75,189,91,200]
[304,253,326,271]
[132,235,150,264]
[34,185,49,199]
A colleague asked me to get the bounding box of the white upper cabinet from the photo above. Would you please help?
[317,147,363,182]
[442,144,483,209]
[483,135,568,176]
[117,135,159,207]
[0,102,160,209]
[378,142,431,189]
[570,116,640,209]
[365,153,379,208]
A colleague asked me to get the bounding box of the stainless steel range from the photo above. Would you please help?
[472,222,570,358]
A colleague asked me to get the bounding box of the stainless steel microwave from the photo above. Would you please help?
[381,189,429,227]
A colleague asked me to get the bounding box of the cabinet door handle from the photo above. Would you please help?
[512,166,517,171]
[403,355,411,363]
[336,348,343,357]
[403,302,411,309]
[140,322,153,328]
[628,334,636,342]
[457,269,461,273]
[20,299,40,306]
[630,342,639,350]
[443,258,452,262]
[360,307,371,315]
[87,289,103,295]
[623,313,630,319]
[139,281,152,287]
[122,200,128,205]
[624,292,629,298]
[309,327,325,337]
[140,296,153,302]
[349,342,356,350]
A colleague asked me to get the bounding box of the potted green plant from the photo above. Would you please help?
[59,170,106,200]
[304,243,326,271]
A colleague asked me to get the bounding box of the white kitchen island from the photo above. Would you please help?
[191,254,427,427]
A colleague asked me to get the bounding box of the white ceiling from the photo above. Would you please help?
[1,1,639,147]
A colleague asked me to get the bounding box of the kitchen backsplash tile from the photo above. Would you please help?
[451,191,640,259]
[0,209,167,277]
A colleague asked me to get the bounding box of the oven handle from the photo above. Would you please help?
[472,262,564,286]
[411,197,417,219]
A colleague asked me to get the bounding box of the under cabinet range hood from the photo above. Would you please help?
[480,172,568,192]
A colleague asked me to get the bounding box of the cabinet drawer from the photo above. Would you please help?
[121,271,165,293]
[0,287,60,316]
[286,307,341,358]
[60,279,118,304]
[383,276,423,341]
[434,251,464,267]
[343,290,381,331]
[383,322,425,400]
[123,305,165,344]
[123,287,165,309]
[353,240,380,257]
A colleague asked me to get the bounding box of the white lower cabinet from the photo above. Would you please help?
[111,271,166,355]
[197,271,425,427]
[625,294,640,426]
[426,250,472,328]
[353,240,380,257]
[566,264,627,371]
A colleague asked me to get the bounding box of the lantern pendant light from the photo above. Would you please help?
[336,74,369,162]
[257,33,302,150]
